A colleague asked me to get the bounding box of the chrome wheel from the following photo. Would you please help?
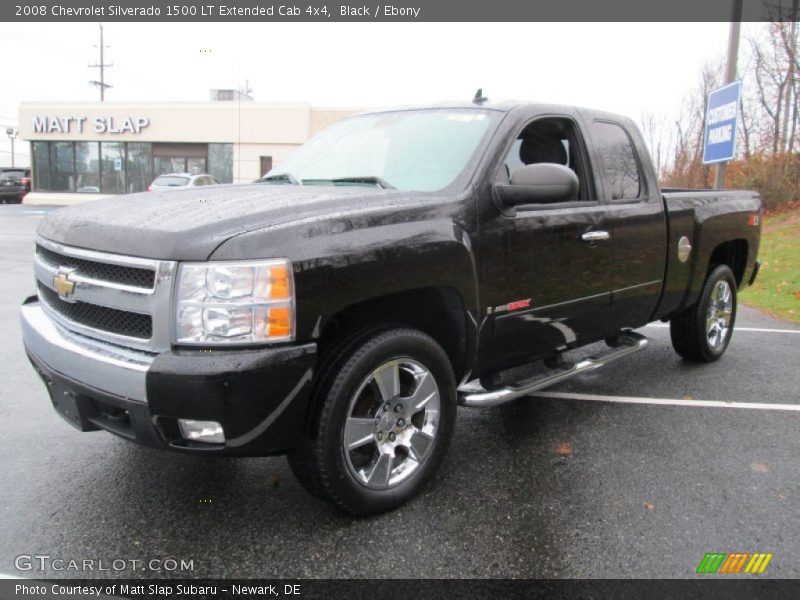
[343,358,440,490]
[706,280,734,350]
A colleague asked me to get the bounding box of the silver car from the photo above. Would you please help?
[148,173,220,191]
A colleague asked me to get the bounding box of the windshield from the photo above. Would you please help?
[266,109,499,192]
[0,170,24,180]
[153,176,189,187]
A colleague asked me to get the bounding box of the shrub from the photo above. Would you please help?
[726,153,799,211]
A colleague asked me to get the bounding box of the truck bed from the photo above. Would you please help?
[655,189,761,320]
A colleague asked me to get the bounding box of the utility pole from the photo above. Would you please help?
[89,23,112,101]
[781,0,798,152]
[714,0,743,189]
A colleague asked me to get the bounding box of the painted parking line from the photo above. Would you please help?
[532,391,800,412]
[645,323,800,334]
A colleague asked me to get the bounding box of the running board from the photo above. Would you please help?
[458,332,648,408]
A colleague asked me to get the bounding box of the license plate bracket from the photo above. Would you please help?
[48,379,100,431]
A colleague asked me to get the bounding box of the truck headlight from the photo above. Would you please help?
[174,259,294,345]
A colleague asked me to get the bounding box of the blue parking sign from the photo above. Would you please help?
[703,81,742,164]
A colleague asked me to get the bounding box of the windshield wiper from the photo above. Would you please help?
[302,176,396,190]
[255,172,300,185]
[333,176,396,189]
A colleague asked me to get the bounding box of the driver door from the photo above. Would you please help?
[477,114,614,371]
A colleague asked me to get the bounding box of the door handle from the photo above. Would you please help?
[581,230,611,242]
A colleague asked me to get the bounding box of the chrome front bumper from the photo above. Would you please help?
[20,301,154,403]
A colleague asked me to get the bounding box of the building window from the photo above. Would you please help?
[100,142,126,194]
[32,142,50,191]
[50,142,75,192]
[29,141,231,193]
[126,143,152,193]
[187,157,206,175]
[75,142,101,193]
[152,142,208,177]
[208,143,233,183]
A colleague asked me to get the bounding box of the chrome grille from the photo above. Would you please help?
[36,245,156,289]
[38,283,153,339]
[34,237,177,353]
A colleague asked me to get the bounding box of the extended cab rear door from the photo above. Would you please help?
[581,115,667,331]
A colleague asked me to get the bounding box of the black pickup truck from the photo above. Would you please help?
[21,101,761,515]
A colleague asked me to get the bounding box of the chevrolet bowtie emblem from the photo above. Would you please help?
[53,269,76,299]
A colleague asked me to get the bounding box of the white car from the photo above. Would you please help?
[148,173,220,191]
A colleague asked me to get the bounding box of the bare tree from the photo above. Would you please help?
[653,18,798,207]
[748,16,799,154]
[639,112,672,178]
[662,60,724,188]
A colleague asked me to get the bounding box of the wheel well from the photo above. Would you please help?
[708,239,748,287]
[318,287,469,380]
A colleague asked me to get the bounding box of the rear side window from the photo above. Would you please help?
[591,121,642,201]
[153,176,189,187]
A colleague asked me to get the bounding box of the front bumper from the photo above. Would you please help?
[21,299,317,455]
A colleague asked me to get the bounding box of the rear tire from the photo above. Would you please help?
[670,264,737,362]
[287,327,457,516]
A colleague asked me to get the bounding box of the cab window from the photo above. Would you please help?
[499,117,594,201]
[590,121,642,201]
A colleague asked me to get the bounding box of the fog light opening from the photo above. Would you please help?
[178,419,225,444]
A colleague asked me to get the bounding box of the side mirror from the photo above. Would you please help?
[493,163,579,210]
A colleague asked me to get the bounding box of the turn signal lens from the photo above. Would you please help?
[270,265,291,299]
[267,307,292,337]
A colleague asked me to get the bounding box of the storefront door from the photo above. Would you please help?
[152,143,208,176]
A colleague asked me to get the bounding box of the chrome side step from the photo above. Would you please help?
[458,332,648,408]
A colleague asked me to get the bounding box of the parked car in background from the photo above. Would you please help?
[20,172,32,201]
[148,173,220,191]
[0,167,31,204]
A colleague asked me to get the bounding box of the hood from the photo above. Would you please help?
[36,184,418,260]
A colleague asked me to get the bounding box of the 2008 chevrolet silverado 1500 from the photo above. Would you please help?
[21,101,761,515]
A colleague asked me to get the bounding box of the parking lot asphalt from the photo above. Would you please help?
[1,203,798,579]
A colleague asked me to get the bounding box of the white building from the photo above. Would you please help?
[18,99,356,204]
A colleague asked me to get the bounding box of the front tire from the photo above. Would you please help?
[670,264,737,362]
[288,327,457,516]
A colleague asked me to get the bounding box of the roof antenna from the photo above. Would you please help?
[473,88,488,104]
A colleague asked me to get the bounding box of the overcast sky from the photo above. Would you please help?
[0,21,751,167]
